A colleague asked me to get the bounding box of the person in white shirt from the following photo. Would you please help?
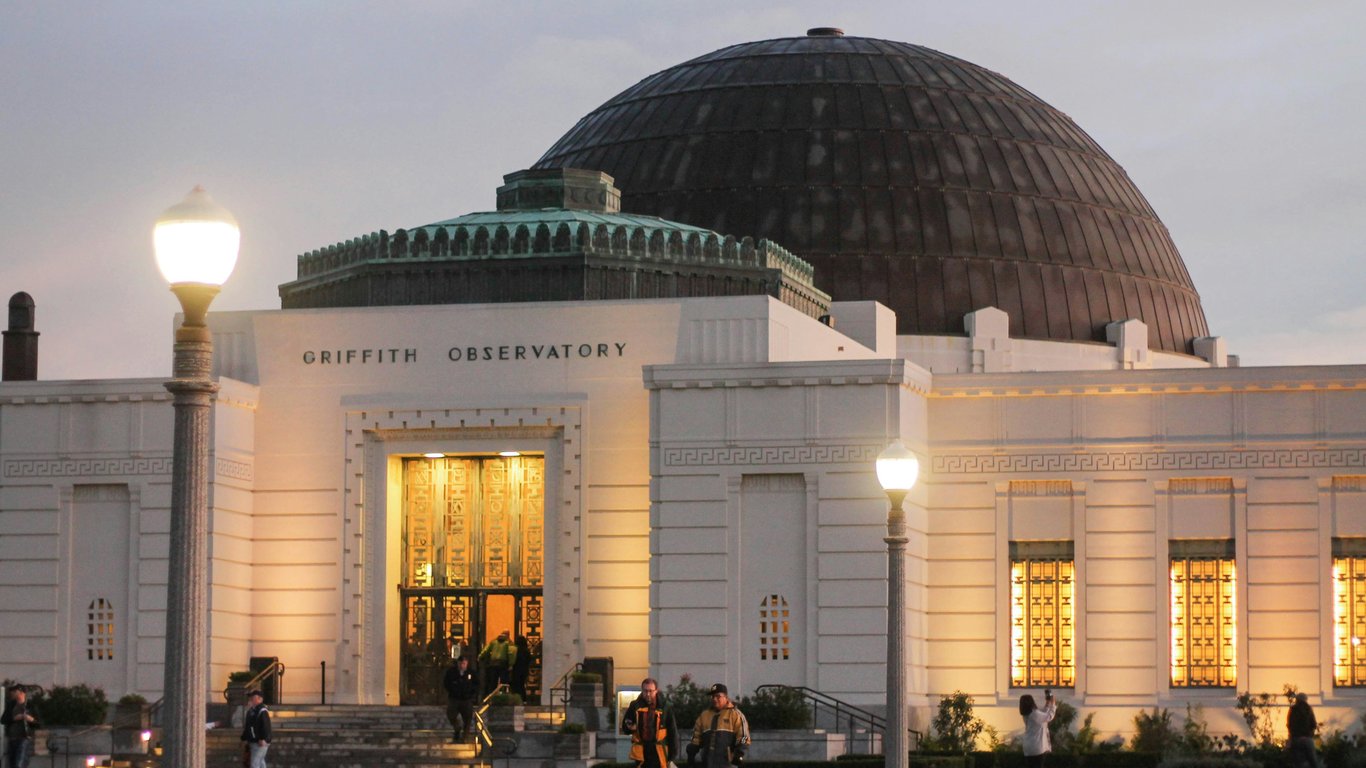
[1019,690,1057,767]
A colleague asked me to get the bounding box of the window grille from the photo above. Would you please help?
[1010,542,1074,687]
[1170,549,1236,687]
[87,598,114,661]
[759,594,790,661]
[1334,543,1366,686]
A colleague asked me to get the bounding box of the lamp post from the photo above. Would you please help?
[154,186,239,768]
[876,440,920,768]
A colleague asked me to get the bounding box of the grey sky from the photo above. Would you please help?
[3,1,1363,379]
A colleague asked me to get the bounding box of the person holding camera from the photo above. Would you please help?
[686,683,750,768]
[2,686,39,768]
[1019,689,1057,768]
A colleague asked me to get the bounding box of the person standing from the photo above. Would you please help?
[1,686,38,768]
[510,635,532,699]
[1019,691,1057,768]
[443,656,480,743]
[240,689,272,768]
[686,683,749,768]
[1286,692,1319,768]
[479,630,515,696]
[621,678,679,768]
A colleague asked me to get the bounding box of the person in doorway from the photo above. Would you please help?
[686,683,749,768]
[622,677,679,768]
[1019,690,1057,768]
[479,630,515,695]
[1286,692,1319,768]
[443,655,480,743]
[510,635,532,698]
[1,686,39,768]
[240,689,272,768]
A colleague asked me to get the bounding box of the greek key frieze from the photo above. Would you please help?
[3,456,173,479]
[215,458,254,481]
[933,448,1366,475]
[663,443,881,467]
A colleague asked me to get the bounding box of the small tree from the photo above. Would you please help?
[926,690,984,754]
[663,674,709,731]
[1179,703,1215,755]
[31,684,109,726]
[738,686,810,730]
[1235,684,1298,748]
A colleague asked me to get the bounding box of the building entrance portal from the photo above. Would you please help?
[398,455,544,705]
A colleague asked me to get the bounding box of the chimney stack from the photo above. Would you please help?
[3,292,38,381]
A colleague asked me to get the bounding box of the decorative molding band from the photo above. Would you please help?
[215,458,254,482]
[1168,477,1234,494]
[1334,476,1366,492]
[72,484,131,501]
[664,443,881,467]
[368,426,561,443]
[1009,480,1073,497]
[933,448,1366,475]
[741,473,807,492]
[3,456,172,479]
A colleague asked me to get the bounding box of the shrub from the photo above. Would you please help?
[924,691,984,754]
[32,684,109,726]
[1178,704,1215,755]
[739,686,811,730]
[488,692,522,706]
[1155,759,1259,768]
[663,674,710,731]
[558,722,587,734]
[1130,708,1181,755]
[1049,700,1100,755]
[1234,684,1296,748]
[570,671,602,684]
[116,693,148,708]
[227,670,254,684]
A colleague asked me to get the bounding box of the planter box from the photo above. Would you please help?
[746,729,847,762]
[554,731,596,759]
[569,681,603,706]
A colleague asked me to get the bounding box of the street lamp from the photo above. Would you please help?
[876,439,919,768]
[154,186,239,768]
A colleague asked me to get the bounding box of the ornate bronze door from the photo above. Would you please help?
[398,456,544,705]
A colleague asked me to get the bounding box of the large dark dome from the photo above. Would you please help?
[535,30,1209,353]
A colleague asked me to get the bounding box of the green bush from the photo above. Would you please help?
[663,674,710,731]
[1155,758,1260,768]
[31,684,109,726]
[570,671,602,684]
[739,686,811,730]
[488,692,522,706]
[1131,708,1181,755]
[115,693,148,708]
[227,670,254,684]
[558,722,586,734]
[1234,684,1297,749]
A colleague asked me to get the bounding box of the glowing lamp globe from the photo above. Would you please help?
[153,186,240,287]
[875,440,920,493]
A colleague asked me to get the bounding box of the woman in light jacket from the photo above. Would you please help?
[1019,691,1057,767]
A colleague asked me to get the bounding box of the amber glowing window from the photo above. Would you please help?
[1010,542,1074,688]
[759,594,790,661]
[1334,540,1366,686]
[1170,541,1236,687]
[87,598,114,661]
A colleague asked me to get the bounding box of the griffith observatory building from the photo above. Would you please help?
[2,29,1364,736]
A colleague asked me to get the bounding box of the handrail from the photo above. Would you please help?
[222,659,288,702]
[753,684,921,753]
[473,683,511,755]
[546,662,583,724]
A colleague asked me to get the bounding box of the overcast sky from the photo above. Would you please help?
[3,1,1363,380]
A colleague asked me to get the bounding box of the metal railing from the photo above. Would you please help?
[545,662,583,725]
[221,659,287,703]
[753,684,921,754]
[43,696,164,768]
[473,683,518,758]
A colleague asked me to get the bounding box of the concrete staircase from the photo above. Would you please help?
[206,704,483,768]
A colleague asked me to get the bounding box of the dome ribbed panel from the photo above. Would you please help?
[535,35,1208,352]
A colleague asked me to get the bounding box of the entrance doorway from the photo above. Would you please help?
[397,455,544,705]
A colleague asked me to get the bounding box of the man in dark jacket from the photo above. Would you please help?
[443,656,480,742]
[1286,692,1318,768]
[621,677,679,768]
[2,686,38,768]
[240,689,272,767]
[686,683,750,768]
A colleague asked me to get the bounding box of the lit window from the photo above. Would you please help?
[1170,540,1236,687]
[87,598,115,661]
[1010,542,1074,687]
[1334,539,1366,687]
[759,594,790,661]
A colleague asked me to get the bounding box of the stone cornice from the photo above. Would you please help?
[645,358,929,394]
[931,365,1366,398]
[932,446,1366,474]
